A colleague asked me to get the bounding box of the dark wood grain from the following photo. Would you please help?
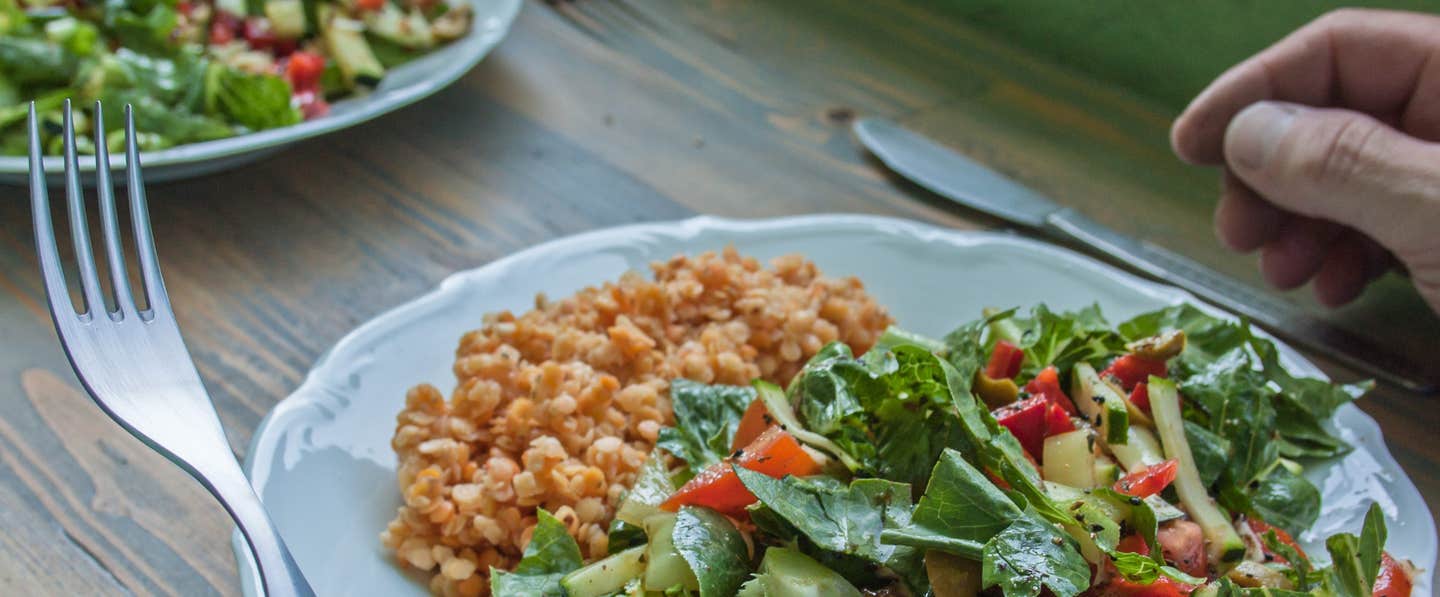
[0,1,1435,595]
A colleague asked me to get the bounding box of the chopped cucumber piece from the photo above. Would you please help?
[363,4,435,49]
[1148,376,1246,568]
[615,454,674,528]
[1042,429,1096,488]
[264,0,306,38]
[318,5,384,88]
[559,545,646,597]
[216,0,247,16]
[642,513,697,593]
[1071,363,1131,446]
[925,550,982,597]
[1107,425,1166,474]
[982,306,1024,347]
[1093,454,1120,486]
[750,547,862,597]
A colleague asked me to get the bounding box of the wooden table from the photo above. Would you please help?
[0,2,1434,595]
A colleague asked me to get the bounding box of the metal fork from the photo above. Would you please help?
[28,100,315,597]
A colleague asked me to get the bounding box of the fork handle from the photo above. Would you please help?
[198,459,317,597]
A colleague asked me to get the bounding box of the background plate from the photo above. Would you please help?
[0,0,522,186]
[239,214,1436,595]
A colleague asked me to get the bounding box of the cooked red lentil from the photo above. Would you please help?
[380,248,892,596]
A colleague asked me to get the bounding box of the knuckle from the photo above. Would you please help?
[1307,117,1386,187]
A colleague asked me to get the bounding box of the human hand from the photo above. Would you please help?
[1170,8,1440,315]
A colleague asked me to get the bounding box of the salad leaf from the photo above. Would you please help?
[1117,304,1249,370]
[102,90,233,144]
[1249,464,1322,536]
[1274,393,1351,460]
[606,519,645,555]
[985,304,1125,379]
[1323,503,1386,597]
[489,509,583,596]
[791,342,879,435]
[673,506,752,597]
[981,515,1091,597]
[882,448,1019,557]
[790,342,966,489]
[105,49,211,109]
[656,379,754,474]
[733,467,925,592]
[45,18,102,57]
[1249,330,1370,420]
[938,312,994,395]
[206,65,303,131]
[0,38,76,86]
[1184,420,1231,487]
[1181,347,1280,488]
[1109,551,1205,586]
[108,2,181,55]
[0,0,27,35]
[1263,530,1316,590]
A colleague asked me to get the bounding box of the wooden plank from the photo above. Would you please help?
[0,369,240,596]
[0,480,129,596]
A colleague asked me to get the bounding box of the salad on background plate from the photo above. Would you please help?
[0,0,471,155]
[505,303,1415,596]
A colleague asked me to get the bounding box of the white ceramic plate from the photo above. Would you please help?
[239,214,1436,595]
[0,0,521,186]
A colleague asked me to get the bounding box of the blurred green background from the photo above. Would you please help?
[940,1,1437,111]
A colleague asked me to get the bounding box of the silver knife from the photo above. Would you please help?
[854,117,1436,393]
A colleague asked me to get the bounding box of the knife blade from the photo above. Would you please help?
[855,117,1436,393]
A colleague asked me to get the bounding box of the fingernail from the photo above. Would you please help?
[1226,101,1299,170]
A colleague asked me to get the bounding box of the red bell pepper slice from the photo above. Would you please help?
[1373,552,1413,597]
[1128,382,1151,415]
[660,426,819,516]
[1025,365,1077,415]
[994,397,1048,459]
[986,340,1025,380]
[730,398,771,452]
[1113,459,1179,498]
[1102,354,1168,391]
[1245,518,1308,564]
[209,10,242,45]
[1044,402,1075,436]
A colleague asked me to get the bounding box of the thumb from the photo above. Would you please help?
[1223,101,1440,265]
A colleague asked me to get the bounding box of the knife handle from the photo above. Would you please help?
[1044,208,1435,393]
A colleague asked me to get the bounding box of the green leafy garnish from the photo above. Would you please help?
[656,379,754,474]
[489,509,583,597]
[981,516,1091,597]
[672,507,751,597]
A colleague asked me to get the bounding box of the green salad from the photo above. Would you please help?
[0,0,471,155]
[493,304,1417,596]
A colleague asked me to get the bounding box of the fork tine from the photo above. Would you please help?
[124,105,168,314]
[29,103,75,321]
[91,102,136,318]
[62,99,108,319]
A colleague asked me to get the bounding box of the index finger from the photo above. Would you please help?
[1171,8,1440,165]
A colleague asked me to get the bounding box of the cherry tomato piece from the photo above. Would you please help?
[1113,459,1178,499]
[660,426,820,516]
[1102,354,1168,391]
[1025,365,1077,415]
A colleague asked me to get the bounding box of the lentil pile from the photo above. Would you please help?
[380,248,892,596]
